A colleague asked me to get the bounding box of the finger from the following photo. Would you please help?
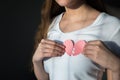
[42,39,65,48]
[43,51,63,58]
[87,40,102,45]
[84,52,97,61]
[44,43,64,52]
[43,48,64,54]
[83,47,99,59]
[84,44,97,50]
[83,48,96,55]
[43,52,57,57]
[41,42,65,54]
[84,54,93,58]
[41,39,65,53]
[42,47,64,56]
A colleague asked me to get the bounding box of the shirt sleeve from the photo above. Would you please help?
[109,25,120,56]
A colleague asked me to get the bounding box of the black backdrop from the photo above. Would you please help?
[0,0,119,80]
[1,0,43,80]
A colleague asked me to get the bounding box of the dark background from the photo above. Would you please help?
[0,0,120,80]
[1,0,44,80]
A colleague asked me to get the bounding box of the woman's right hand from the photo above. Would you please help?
[32,39,65,62]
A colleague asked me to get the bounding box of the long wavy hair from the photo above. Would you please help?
[34,0,107,50]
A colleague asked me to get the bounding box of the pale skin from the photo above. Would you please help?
[83,40,120,80]
[32,0,120,80]
[32,39,65,80]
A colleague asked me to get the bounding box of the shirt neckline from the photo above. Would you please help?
[56,12,105,35]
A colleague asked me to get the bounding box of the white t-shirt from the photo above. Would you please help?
[43,12,120,80]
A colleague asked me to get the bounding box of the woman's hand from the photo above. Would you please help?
[83,40,119,72]
[32,39,65,80]
[32,39,65,63]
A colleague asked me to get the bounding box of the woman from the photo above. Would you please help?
[32,0,120,80]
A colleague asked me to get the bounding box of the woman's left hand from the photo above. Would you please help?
[83,40,119,72]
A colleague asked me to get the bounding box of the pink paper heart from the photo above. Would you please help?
[64,40,86,56]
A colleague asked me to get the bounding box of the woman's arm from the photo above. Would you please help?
[107,70,112,80]
[32,60,49,80]
[107,56,120,80]
[83,40,120,80]
[111,69,120,80]
[107,69,120,80]
[32,39,65,80]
